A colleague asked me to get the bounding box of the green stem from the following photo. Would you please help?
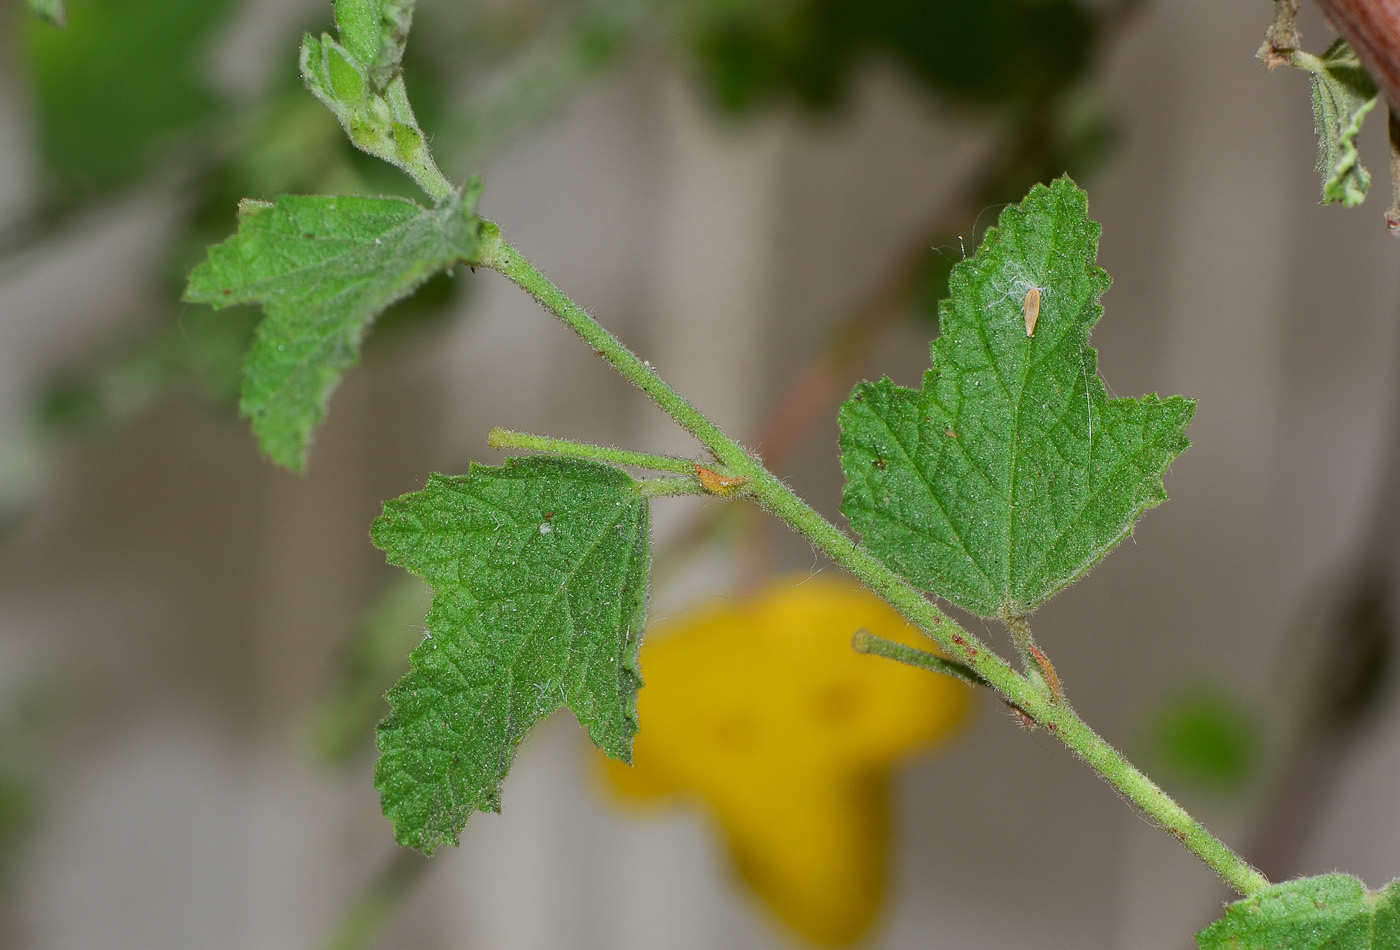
[386,77,455,204]
[1286,49,1326,75]
[1002,612,1065,703]
[756,449,1267,896]
[488,427,700,475]
[637,476,707,498]
[476,230,749,473]
[409,153,454,205]
[852,629,989,687]
[479,229,1271,898]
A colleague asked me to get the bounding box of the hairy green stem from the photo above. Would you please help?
[637,476,708,497]
[407,148,454,205]
[1285,49,1326,74]
[385,78,456,204]
[852,629,988,687]
[488,427,699,474]
[475,229,749,473]
[410,156,454,205]
[1003,613,1065,703]
[479,227,1270,898]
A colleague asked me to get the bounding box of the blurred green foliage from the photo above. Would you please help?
[0,674,74,889]
[0,772,37,884]
[687,0,1094,113]
[311,575,433,764]
[1140,679,1266,793]
[21,0,236,197]
[25,0,66,28]
[35,306,257,438]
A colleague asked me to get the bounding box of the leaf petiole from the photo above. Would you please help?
[385,78,454,203]
[475,228,750,473]
[487,427,700,475]
[637,476,709,498]
[1002,613,1066,703]
[851,629,988,688]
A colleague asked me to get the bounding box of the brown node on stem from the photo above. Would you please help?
[1028,644,1065,703]
[1006,703,1038,731]
[1257,0,1300,69]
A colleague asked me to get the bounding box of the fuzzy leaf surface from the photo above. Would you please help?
[332,0,415,89]
[372,457,651,854]
[1197,875,1400,949]
[184,190,484,471]
[839,178,1193,618]
[1300,39,1379,207]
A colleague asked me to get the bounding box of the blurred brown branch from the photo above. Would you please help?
[1313,0,1400,109]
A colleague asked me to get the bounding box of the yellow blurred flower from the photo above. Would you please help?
[599,577,971,946]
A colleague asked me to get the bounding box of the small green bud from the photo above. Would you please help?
[326,44,368,105]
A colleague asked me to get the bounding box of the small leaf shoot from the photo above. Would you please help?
[1294,39,1380,207]
[301,0,448,200]
[332,0,416,91]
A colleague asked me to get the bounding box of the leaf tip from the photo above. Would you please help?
[236,197,273,221]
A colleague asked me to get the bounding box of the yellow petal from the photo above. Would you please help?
[598,577,971,945]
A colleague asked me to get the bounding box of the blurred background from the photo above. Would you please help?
[1,0,1399,947]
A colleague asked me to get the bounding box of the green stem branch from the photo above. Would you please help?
[488,427,699,475]
[475,229,749,473]
[409,153,454,205]
[479,227,1270,898]
[386,78,455,204]
[637,476,708,497]
[852,629,988,687]
[1003,612,1066,703]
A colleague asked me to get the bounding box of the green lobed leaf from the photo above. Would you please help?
[371,457,651,854]
[184,187,485,472]
[1197,874,1400,949]
[25,0,66,27]
[839,178,1193,619]
[1300,39,1379,207]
